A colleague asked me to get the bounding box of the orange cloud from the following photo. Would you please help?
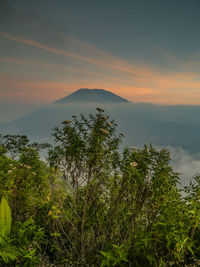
[0,56,134,83]
[1,75,200,105]
[0,56,70,71]
[0,32,154,78]
[2,32,200,104]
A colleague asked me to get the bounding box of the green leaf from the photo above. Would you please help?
[0,196,12,237]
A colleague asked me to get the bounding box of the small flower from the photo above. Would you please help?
[48,210,52,216]
[9,164,14,167]
[99,128,109,135]
[102,115,108,120]
[32,172,36,176]
[106,122,112,127]
[62,120,71,124]
[130,162,138,168]
[131,146,138,151]
[24,165,31,169]
[96,107,104,112]
[8,170,12,174]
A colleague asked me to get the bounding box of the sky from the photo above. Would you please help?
[1,0,200,107]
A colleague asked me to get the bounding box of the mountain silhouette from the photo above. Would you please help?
[53,88,129,104]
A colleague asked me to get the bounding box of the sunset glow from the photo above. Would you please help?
[1,1,200,105]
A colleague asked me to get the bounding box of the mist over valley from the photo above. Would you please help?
[1,89,200,186]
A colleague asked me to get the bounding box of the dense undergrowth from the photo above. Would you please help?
[0,108,200,266]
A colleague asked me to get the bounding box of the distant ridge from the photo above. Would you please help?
[53,88,129,104]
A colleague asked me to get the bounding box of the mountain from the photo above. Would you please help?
[53,88,129,104]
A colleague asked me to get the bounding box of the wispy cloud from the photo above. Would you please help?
[0,32,152,77]
[0,56,150,90]
[1,31,200,104]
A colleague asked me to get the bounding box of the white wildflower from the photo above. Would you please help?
[132,146,138,151]
[130,162,138,168]
[96,107,104,112]
[24,165,31,169]
[102,115,107,120]
[99,128,109,135]
[63,120,71,124]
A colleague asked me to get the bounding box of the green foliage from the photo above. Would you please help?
[0,236,19,263]
[12,218,44,266]
[0,196,12,238]
[48,108,122,190]
[0,218,44,265]
[100,245,128,266]
[1,109,200,266]
[0,134,50,159]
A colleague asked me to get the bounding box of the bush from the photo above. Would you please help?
[0,109,200,266]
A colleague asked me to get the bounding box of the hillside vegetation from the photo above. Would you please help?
[0,108,200,266]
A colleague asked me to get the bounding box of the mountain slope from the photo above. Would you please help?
[53,88,129,104]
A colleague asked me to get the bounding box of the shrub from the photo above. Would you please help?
[0,109,200,266]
